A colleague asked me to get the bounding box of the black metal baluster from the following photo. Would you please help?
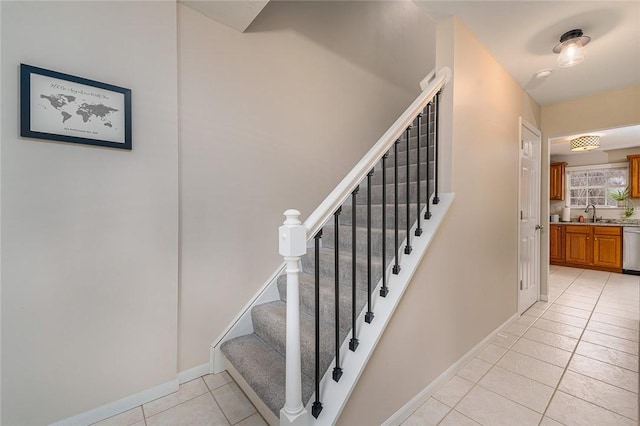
[392,140,401,275]
[365,170,374,324]
[349,187,359,351]
[415,114,423,236]
[433,91,441,205]
[404,127,412,255]
[380,154,389,297]
[312,230,323,418]
[424,102,432,220]
[332,208,343,382]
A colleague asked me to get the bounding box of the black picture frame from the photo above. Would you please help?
[20,64,132,150]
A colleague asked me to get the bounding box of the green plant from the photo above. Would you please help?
[622,198,635,218]
[611,187,629,201]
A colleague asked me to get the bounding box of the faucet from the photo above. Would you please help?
[585,204,597,223]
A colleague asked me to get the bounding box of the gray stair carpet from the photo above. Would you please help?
[220,114,434,419]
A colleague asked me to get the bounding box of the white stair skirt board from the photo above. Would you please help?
[48,378,179,426]
[382,310,521,426]
[178,362,211,384]
[211,263,284,374]
[307,193,455,425]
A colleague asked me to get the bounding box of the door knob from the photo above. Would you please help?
[535,225,544,231]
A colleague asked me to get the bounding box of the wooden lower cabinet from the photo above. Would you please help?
[549,225,564,263]
[592,226,622,269]
[565,226,591,266]
[551,224,622,272]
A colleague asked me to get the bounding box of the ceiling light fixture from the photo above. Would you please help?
[570,135,600,151]
[553,29,591,68]
[535,68,553,79]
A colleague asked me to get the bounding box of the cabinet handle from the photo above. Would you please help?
[586,237,589,240]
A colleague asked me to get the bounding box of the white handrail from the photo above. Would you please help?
[303,67,451,238]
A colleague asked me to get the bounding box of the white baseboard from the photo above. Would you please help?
[177,363,210,384]
[49,363,211,426]
[382,312,520,426]
[540,294,549,302]
[48,379,178,426]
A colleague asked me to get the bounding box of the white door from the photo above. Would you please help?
[518,118,541,314]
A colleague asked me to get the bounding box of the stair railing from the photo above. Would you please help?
[280,67,451,425]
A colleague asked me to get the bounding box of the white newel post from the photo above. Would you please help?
[279,210,309,426]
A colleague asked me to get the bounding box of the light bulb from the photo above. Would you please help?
[558,39,585,68]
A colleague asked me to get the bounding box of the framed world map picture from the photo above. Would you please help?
[20,64,132,150]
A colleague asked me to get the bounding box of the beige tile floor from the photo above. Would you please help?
[402,266,639,426]
[92,372,265,426]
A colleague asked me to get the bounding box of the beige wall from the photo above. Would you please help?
[177,1,436,371]
[338,17,540,425]
[1,2,179,424]
[540,85,640,296]
[1,0,440,421]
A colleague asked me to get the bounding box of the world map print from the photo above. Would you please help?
[39,93,119,128]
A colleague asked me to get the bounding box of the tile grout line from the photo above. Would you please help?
[568,342,639,374]
[536,269,592,426]
[208,386,234,426]
[210,379,263,426]
[437,301,557,424]
[412,268,636,426]
[141,378,210,421]
[537,270,634,425]
[581,328,640,348]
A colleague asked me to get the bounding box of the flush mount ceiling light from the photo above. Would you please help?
[570,135,600,151]
[553,29,591,68]
[535,68,553,79]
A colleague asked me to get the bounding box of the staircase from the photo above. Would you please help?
[215,68,452,425]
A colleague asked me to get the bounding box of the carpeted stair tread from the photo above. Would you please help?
[356,180,428,205]
[322,224,406,262]
[277,273,367,333]
[340,203,425,229]
[385,147,427,166]
[370,162,429,184]
[302,247,384,291]
[252,300,349,380]
[220,334,314,416]
[394,135,428,153]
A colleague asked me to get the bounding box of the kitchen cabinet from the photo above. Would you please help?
[549,224,564,263]
[552,224,623,272]
[592,226,622,269]
[550,162,567,200]
[628,154,640,198]
[565,225,591,266]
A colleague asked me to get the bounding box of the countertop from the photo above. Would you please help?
[551,219,640,227]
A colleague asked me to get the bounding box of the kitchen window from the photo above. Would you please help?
[566,163,628,208]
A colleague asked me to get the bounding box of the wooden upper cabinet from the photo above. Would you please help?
[550,162,567,200]
[628,154,640,198]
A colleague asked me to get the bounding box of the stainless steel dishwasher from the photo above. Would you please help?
[623,227,640,275]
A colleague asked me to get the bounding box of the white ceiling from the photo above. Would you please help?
[179,0,269,32]
[550,124,640,156]
[415,1,640,106]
